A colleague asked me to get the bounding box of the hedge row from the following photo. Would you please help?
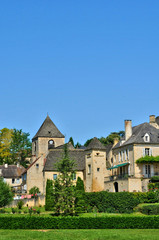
[0,216,159,229]
[85,192,159,213]
[138,204,159,215]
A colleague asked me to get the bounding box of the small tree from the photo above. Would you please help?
[75,177,86,214]
[53,144,76,216]
[0,178,13,207]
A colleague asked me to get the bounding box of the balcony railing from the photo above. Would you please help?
[105,174,129,181]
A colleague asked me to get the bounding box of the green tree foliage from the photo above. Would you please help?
[69,137,74,147]
[75,142,82,149]
[45,179,54,211]
[0,178,13,207]
[75,177,86,214]
[84,131,125,147]
[136,155,159,164]
[52,144,76,216]
[10,129,32,167]
[29,186,40,197]
[0,128,13,164]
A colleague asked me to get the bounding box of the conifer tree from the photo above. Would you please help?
[53,144,76,216]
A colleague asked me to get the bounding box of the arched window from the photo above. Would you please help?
[48,139,54,149]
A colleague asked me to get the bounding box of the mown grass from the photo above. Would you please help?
[0,229,159,240]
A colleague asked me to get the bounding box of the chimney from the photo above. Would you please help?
[125,120,132,141]
[17,163,20,168]
[149,115,156,124]
[113,138,119,146]
[4,163,8,168]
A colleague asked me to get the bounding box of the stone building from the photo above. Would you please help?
[0,164,25,192]
[105,115,159,192]
[24,115,110,194]
[23,114,159,194]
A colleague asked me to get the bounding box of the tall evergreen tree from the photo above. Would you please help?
[53,144,76,216]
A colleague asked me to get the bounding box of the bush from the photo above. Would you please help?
[150,176,159,183]
[0,209,5,214]
[85,192,140,213]
[0,215,159,229]
[0,178,13,207]
[17,200,24,210]
[11,208,16,214]
[138,203,159,215]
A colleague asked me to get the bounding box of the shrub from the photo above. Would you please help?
[138,203,159,215]
[0,209,5,214]
[11,208,16,214]
[37,209,40,215]
[17,200,24,210]
[85,192,140,213]
[150,176,159,183]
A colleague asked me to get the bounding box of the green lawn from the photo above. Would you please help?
[0,229,159,240]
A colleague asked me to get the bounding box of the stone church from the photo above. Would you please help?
[23,114,159,194]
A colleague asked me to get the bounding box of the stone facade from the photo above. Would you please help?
[24,114,159,195]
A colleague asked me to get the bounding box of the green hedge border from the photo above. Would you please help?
[0,216,159,229]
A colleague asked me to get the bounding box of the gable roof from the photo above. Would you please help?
[113,122,159,149]
[32,115,64,140]
[43,149,85,171]
[0,165,25,178]
[86,137,106,151]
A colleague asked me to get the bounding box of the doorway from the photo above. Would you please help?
[114,182,118,192]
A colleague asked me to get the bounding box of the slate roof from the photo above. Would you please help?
[105,144,113,155]
[55,142,75,150]
[43,149,85,171]
[113,122,159,149]
[0,165,25,178]
[86,137,106,151]
[33,115,64,140]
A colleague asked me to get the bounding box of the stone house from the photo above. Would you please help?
[105,115,159,192]
[0,164,25,192]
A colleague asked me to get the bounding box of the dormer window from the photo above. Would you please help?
[144,133,150,142]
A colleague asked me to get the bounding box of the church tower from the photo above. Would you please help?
[32,115,65,161]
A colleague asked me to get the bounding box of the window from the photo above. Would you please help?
[36,164,39,169]
[97,168,100,172]
[34,142,36,152]
[48,140,54,149]
[72,173,76,180]
[16,178,20,184]
[88,164,91,174]
[12,178,15,184]
[145,148,150,156]
[144,133,150,142]
[53,174,57,180]
[125,149,129,161]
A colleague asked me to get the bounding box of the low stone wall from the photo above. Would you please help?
[8,195,45,208]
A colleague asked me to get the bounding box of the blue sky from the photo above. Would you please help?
[0,1,159,144]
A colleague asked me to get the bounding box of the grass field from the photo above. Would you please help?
[0,229,159,240]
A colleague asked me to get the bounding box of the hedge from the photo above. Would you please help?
[0,216,159,229]
[138,204,159,215]
[85,192,159,213]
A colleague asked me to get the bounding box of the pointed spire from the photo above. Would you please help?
[32,115,64,139]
